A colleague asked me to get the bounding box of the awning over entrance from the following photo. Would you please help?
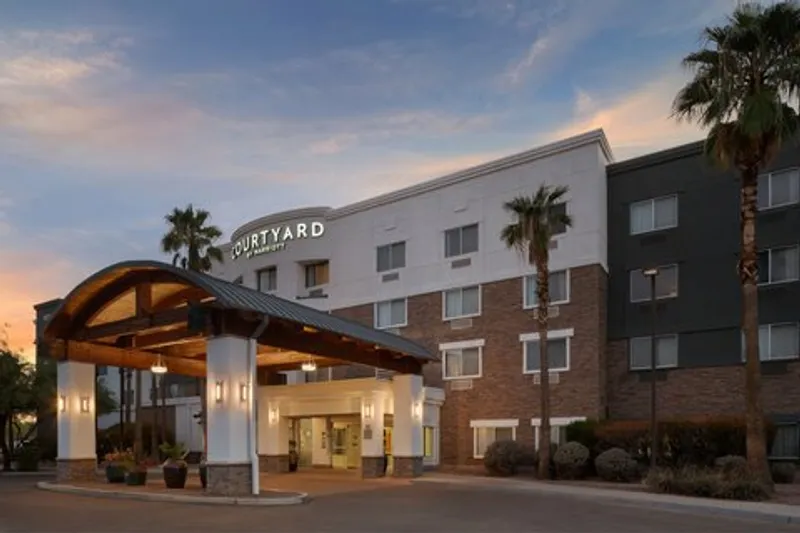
[43,260,435,378]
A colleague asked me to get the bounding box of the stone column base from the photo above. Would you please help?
[56,458,97,483]
[361,456,386,478]
[392,456,423,478]
[206,463,253,497]
[258,454,289,473]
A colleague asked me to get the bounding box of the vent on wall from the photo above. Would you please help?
[382,272,399,282]
[450,257,471,269]
[449,318,473,330]
[533,306,560,319]
[449,379,473,391]
[532,372,561,385]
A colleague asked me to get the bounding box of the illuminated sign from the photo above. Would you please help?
[231,221,325,260]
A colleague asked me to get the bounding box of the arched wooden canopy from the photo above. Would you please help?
[44,260,433,378]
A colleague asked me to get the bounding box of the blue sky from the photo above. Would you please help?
[0,0,741,353]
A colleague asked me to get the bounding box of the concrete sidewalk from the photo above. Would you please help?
[414,473,800,525]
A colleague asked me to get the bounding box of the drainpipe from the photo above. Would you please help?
[248,317,269,496]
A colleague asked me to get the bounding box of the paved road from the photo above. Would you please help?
[1,475,799,532]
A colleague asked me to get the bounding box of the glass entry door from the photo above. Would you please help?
[331,421,361,469]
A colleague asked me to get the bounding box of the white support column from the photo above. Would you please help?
[391,374,424,477]
[360,392,386,477]
[256,391,291,473]
[56,361,97,483]
[205,335,257,496]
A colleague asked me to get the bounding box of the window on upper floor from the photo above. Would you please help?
[742,323,800,362]
[304,261,329,288]
[630,195,678,235]
[629,334,679,370]
[629,264,679,303]
[443,285,481,319]
[444,223,479,258]
[257,266,277,292]
[441,340,483,380]
[759,168,800,210]
[376,241,406,272]
[522,335,570,373]
[374,298,407,329]
[524,270,569,308]
[550,202,568,236]
[758,245,799,285]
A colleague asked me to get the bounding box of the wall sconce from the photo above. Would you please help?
[362,401,374,421]
[268,405,279,425]
[239,382,248,403]
[58,395,66,413]
[79,396,91,413]
[215,380,224,404]
[412,401,423,421]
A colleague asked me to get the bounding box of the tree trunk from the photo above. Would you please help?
[118,368,125,445]
[124,369,132,428]
[160,375,167,445]
[739,167,772,490]
[0,413,11,471]
[535,261,552,480]
[134,370,143,461]
[199,377,207,458]
[150,372,158,459]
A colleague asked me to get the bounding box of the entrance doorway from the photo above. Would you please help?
[331,420,361,469]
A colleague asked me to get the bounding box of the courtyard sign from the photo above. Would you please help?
[231,221,325,260]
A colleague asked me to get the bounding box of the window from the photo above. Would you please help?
[257,266,277,292]
[629,265,679,302]
[742,323,800,361]
[550,202,568,236]
[97,366,108,376]
[523,337,569,373]
[771,424,800,459]
[304,261,329,288]
[759,169,800,209]
[374,298,407,329]
[629,335,679,370]
[471,420,518,458]
[445,223,479,258]
[423,427,435,459]
[524,270,569,308]
[532,417,586,450]
[377,241,406,272]
[630,195,678,235]
[758,245,799,284]
[443,285,481,319]
[441,340,483,379]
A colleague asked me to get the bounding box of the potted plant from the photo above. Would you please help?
[124,458,149,486]
[199,456,207,489]
[288,440,299,472]
[104,449,133,483]
[159,442,188,489]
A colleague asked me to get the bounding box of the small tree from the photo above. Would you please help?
[501,184,572,480]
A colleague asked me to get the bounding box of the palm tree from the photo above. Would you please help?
[160,204,225,459]
[501,184,572,480]
[672,1,800,486]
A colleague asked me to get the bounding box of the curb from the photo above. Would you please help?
[36,481,308,506]
[0,471,55,477]
[412,476,800,525]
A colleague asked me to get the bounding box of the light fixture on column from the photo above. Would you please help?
[239,381,249,403]
[301,356,317,372]
[412,400,423,421]
[268,405,279,425]
[150,355,168,375]
[58,395,66,413]
[79,396,91,413]
[362,400,374,421]
[215,380,224,404]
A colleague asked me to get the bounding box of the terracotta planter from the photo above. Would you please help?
[125,470,148,486]
[162,464,188,489]
[105,464,126,484]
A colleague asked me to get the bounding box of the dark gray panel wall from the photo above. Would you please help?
[608,142,800,368]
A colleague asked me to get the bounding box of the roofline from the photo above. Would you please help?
[34,298,63,310]
[607,139,704,175]
[327,129,614,220]
[230,206,332,242]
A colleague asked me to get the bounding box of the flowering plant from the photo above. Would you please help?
[104,448,135,466]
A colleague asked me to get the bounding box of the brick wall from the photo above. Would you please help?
[607,339,800,419]
[332,264,608,465]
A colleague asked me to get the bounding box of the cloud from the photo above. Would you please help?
[550,66,703,161]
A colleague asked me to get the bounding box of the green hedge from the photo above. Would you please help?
[97,422,175,458]
[565,417,775,468]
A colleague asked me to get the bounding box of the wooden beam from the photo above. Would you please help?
[152,286,209,312]
[52,341,206,378]
[76,306,191,341]
[133,327,204,350]
[135,282,152,316]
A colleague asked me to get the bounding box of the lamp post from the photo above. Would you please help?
[642,267,659,470]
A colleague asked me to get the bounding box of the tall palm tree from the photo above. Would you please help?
[160,204,224,459]
[672,1,800,486]
[501,184,572,480]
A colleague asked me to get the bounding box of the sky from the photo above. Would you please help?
[0,0,745,357]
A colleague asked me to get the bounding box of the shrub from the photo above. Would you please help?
[553,441,590,480]
[645,466,770,501]
[565,420,600,452]
[483,440,523,477]
[518,443,537,467]
[97,422,176,458]
[15,443,40,472]
[771,462,796,484]
[714,455,748,478]
[595,447,639,482]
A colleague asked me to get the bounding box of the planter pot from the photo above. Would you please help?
[289,461,298,472]
[199,465,207,489]
[105,464,126,484]
[162,464,188,489]
[125,471,148,486]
